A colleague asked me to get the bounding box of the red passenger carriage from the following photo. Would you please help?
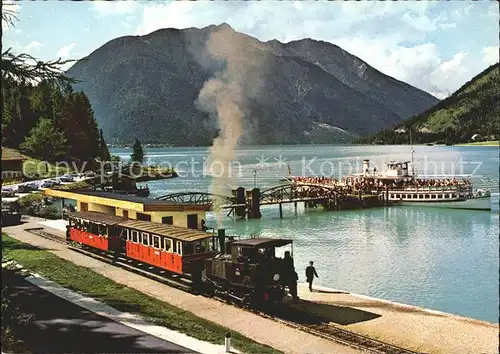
[66,211,294,305]
[66,212,216,277]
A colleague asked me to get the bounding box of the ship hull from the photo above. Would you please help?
[397,196,491,211]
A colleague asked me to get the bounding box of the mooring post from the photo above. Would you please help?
[235,187,246,218]
[248,188,262,219]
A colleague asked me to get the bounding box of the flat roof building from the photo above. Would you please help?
[43,188,210,230]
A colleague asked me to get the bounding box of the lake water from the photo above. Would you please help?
[112,145,499,323]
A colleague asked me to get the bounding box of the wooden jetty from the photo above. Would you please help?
[156,183,391,219]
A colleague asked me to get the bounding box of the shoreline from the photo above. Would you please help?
[108,140,500,149]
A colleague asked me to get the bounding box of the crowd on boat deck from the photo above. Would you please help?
[411,178,471,187]
[291,176,383,194]
[291,175,471,195]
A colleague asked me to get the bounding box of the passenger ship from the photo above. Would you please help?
[354,159,491,211]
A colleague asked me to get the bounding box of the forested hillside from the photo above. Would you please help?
[356,63,499,145]
[1,79,109,162]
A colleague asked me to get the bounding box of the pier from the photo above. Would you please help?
[156,183,389,219]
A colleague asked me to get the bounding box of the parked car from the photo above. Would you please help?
[1,187,16,198]
[40,180,56,188]
[60,174,74,182]
[17,184,31,193]
[18,182,38,192]
[26,182,40,191]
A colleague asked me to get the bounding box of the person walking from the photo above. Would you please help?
[305,261,319,292]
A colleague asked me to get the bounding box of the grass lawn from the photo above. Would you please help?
[1,234,281,354]
[455,140,499,146]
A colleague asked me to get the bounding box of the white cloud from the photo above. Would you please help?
[482,45,499,66]
[486,2,498,18]
[92,1,139,17]
[452,4,474,19]
[22,41,43,54]
[57,42,77,58]
[120,21,132,29]
[129,2,495,99]
[439,23,456,29]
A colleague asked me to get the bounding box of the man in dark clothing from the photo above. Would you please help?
[283,251,294,270]
[305,261,319,292]
[288,268,299,301]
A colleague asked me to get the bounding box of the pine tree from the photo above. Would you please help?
[130,138,144,163]
[99,129,111,161]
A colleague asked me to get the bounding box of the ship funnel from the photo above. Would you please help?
[218,229,226,253]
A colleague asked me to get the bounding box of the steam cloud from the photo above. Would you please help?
[196,25,266,227]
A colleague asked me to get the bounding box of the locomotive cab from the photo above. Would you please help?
[204,237,294,305]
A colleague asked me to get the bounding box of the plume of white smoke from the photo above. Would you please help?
[196,25,265,227]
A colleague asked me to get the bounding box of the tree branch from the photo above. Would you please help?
[2,5,80,86]
[1,48,80,86]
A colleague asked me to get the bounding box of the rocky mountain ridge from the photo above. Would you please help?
[66,23,439,145]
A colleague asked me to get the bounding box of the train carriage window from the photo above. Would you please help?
[425,195,430,199]
[444,194,449,199]
[431,195,437,199]
[451,194,456,198]
[174,241,183,256]
[418,194,424,199]
[98,224,107,237]
[131,230,139,243]
[163,238,173,252]
[142,233,150,246]
[152,235,160,249]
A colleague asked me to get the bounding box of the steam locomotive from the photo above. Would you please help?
[66,211,295,305]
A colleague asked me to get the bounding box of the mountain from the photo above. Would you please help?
[66,23,439,146]
[356,63,500,145]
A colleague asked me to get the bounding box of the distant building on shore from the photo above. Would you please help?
[2,147,27,180]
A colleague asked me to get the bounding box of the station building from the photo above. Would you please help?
[43,189,209,230]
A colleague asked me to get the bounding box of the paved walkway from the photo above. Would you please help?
[3,218,362,354]
[3,269,198,353]
[288,284,499,354]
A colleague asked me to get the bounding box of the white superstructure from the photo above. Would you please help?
[358,159,491,211]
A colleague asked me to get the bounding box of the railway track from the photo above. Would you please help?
[25,227,421,354]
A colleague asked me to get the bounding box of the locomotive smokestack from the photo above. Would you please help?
[218,229,226,253]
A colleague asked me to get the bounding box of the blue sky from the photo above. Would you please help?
[3,0,499,98]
